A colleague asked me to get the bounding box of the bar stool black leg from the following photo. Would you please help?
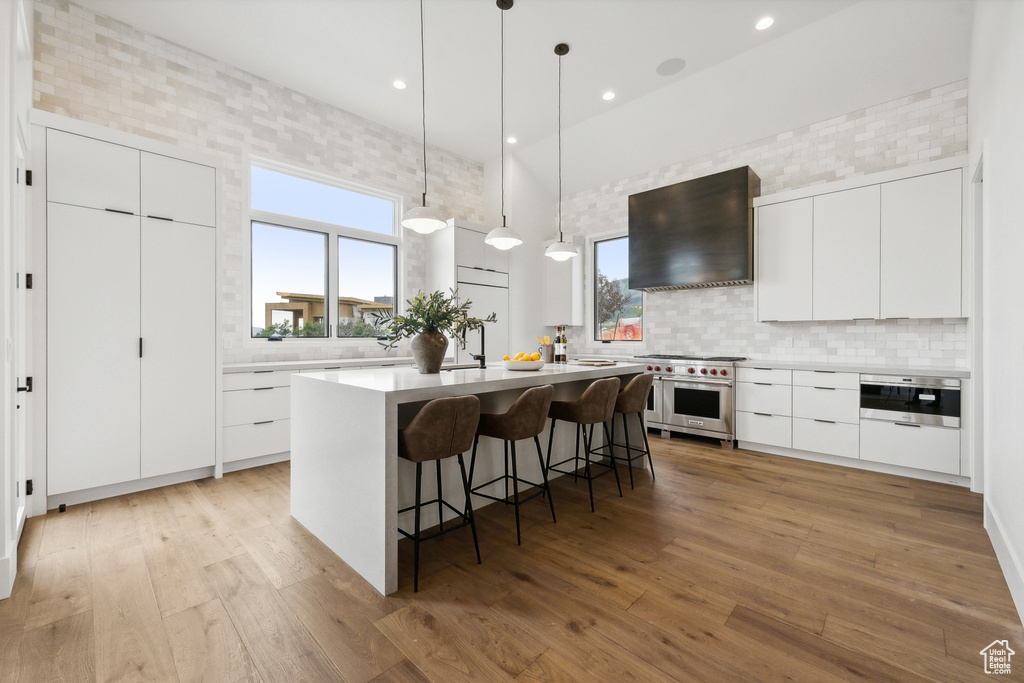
[546,418,557,472]
[468,434,480,493]
[456,453,481,564]
[573,423,582,482]
[435,460,444,531]
[510,440,522,545]
[503,440,510,504]
[600,421,623,497]
[622,411,635,490]
[582,424,596,512]
[534,435,556,523]
[413,462,423,593]
[638,411,655,479]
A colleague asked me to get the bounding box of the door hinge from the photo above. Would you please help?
[25,169,32,186]
[25,479,33,496]
[17,377,32,393]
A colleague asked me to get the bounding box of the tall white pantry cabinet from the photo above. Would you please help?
[43,127,216,496]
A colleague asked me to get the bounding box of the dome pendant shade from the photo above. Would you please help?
[402,202,447,234]
[484,225,522,250]
[544,240,579,261]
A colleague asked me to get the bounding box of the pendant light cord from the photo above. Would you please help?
[557,50,562,241]
[419,0,428,205]
[500,6,506,228]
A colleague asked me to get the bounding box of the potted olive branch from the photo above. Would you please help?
[374,289,497,374]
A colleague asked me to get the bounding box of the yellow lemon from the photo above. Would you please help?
[530,352,541,361]
[503,354,511,361]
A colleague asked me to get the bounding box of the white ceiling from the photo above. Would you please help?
[72,0,974,196]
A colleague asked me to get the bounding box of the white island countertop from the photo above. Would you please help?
[290,361,645,595]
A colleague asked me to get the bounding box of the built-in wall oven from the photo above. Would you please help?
[638,355,743,447]
[860,375,961,427]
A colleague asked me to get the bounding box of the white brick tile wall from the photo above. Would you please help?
[561,80,968,369]
[34,0,486,365]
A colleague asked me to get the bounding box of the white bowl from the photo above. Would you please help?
[503,359,546,371]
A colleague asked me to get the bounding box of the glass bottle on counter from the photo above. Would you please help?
[555,326,567,364]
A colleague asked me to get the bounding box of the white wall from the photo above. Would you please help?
[969,0,1024,620]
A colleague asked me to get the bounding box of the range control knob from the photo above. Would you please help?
[720,369,728,376]
[654,366,661,372]
[700,368,708,375]
[687,367,695,374]
[665,366,673,373]
[647,365,653,371]
[710,368,718,375]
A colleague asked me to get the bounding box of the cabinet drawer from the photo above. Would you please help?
[736,382,792,416]
[793,418,859,459]
[457,266,509,287]
[792,386,859,423]
[792,370,859,390]
[223,386,290,426]
[859,419,960,475]
[736,367,792,384]
[223,420,290,463]
[736,412,792,448]
[223,370,294,391]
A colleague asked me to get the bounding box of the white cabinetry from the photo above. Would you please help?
[542,238,584,326]
[755,198,812,322]
[791,370,859,459]
[222,371,292,464]
[426,220,509,363]
[45,128,216,495]
[860,419,960,475]
[735,367,792,448]
[880,170,962,319]
[755,161,963,322]
[812,186,880,320]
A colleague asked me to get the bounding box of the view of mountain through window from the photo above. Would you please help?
[594,236,643,342]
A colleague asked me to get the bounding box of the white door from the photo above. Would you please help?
[457,283,509,364]
[140,218,215,477]
[812,185,880,320]
[47,203,141,494]
[141,153,216,227]
[46,129,140,214]
[756,198,812,321]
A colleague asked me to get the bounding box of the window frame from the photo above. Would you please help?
[585,229,647,352]
[246,158,404,344]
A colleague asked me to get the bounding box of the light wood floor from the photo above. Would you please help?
[1,436,1022,682]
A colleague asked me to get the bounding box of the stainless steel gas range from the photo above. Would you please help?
[636,354,745,447]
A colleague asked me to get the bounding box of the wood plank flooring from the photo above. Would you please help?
[2,436,1021,682]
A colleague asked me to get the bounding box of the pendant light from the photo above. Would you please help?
[484,0,523,251]
[401,0,447,234]
[545,43,580,261]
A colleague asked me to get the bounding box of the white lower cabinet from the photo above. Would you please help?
[790,371,860,458]
[222,371,294,464]
[735,368,793,448]
[736,412,792,449]
[223,421,291,464]
[859,419,960,475]
[793,419,860,459]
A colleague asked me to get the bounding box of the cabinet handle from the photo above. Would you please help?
[752,367,772,371]
[754,382,772,386]
[105,208,134,215]
[813,386,836,391]
[254,370,274,374]
[813,370,836,374]
[146,215,173,221]
[754,412,773,417]
[894,422,921,428]
[813,419,836,424]
[139,337,143,358]
[254,420,274,425]
[324,366,341,370]
[254,386,274,391]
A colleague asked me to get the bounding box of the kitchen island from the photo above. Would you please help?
[290,362,645,595]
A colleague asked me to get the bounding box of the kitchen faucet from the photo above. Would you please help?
[467,324,486,369]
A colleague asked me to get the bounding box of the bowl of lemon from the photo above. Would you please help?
[502,351,546,371]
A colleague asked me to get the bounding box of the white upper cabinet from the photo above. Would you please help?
[454,224,508,273]
[46,129,140,214]
[880,169,962,319]
[141,152,216,227]
[756,198,812,322]
[812,185,880,320]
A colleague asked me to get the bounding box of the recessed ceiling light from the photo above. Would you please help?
[506,136,517,144]
[602,91,615,101]
[656,58,687,77]
[755,16,774,31]
[393,80,407,89]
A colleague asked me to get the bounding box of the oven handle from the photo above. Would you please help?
[661,378,733,388]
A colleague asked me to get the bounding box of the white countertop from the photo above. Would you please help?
[295,361,646,400]
[224,357,414,373]
[734,360,970,379]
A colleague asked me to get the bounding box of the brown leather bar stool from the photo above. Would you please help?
[545,377,623,512]
[468,385,556,545]
[397,395,481,592]
[607,373,656,489]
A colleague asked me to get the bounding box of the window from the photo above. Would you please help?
[594,236,643,342]
[250,164,400,339]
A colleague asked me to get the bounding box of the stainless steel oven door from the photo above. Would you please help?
[662,377,733,437]
[645,376,663,425]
